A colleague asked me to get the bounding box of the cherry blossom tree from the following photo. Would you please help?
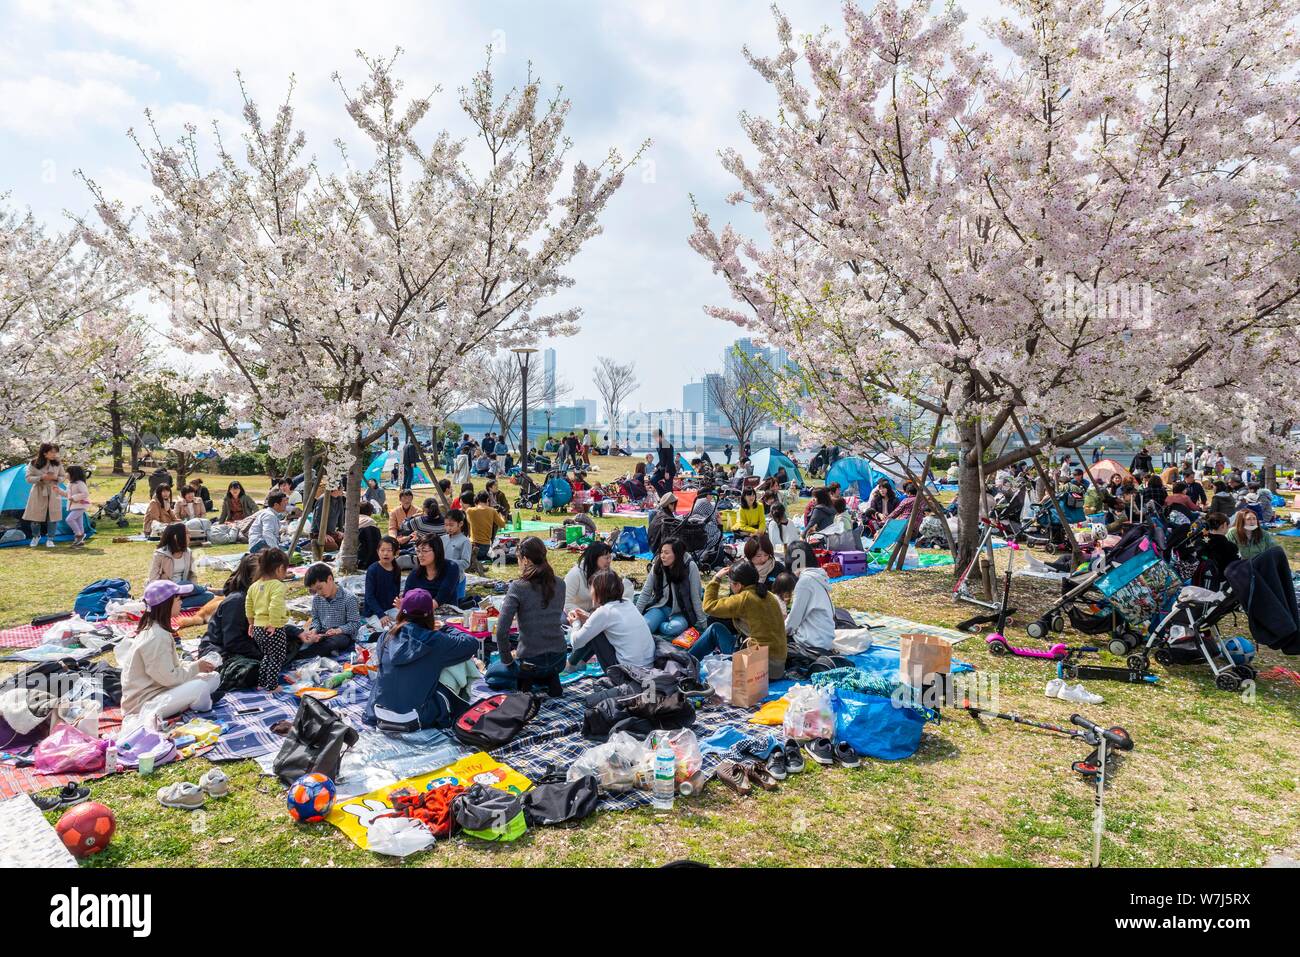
[0,198,131,461]
[691,0,1300,569]
[85,51,642,569]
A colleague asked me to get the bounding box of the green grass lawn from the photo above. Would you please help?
[3,458,1299,867]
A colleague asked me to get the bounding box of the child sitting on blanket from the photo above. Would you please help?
[119,580,220,727]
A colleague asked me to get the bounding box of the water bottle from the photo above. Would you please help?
[652,739,676,811]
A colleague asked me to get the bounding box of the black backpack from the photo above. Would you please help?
[272,697,359,784]
[452,693,540,750]
[522,775,601,827]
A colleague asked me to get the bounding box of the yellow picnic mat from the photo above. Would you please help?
[327,751,531,850]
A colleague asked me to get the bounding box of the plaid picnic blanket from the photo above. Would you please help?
[493,676,766,813]
[0,611,204,652]
[205,675,375,763]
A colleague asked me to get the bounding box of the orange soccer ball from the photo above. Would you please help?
[56,801,117,858]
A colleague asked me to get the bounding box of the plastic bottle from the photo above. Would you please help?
[652,739,676,811]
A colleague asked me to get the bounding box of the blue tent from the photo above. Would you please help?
[749,447,804,486]
[676,454,696,474]
[0,465,93,545]
[363,452,431,486]
[825,457,897,498]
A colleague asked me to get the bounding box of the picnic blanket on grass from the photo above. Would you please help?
[0,610,205,653]
[0,710,123,801]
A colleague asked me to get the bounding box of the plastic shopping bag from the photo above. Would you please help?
[647,728,702,783]
[568,731,652,792]
[783,684,835,742]
[366,817,436,858]
[33,723,107,774]
[700,654,732,703]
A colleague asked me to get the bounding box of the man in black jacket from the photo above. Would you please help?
[1225,546,1300,655]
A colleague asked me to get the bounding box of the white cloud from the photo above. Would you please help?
[0,75,137,137]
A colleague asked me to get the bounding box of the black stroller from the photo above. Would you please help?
[94,470,144,528]
[1129,584,1256,691]
[682,496,726,571]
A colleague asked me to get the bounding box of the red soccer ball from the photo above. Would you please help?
[56,801,117,858]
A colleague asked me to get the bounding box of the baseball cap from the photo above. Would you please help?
[143,580,194,608]
[399,589,434,616]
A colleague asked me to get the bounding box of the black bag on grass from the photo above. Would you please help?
[272,697,359,784]
[522,775,600,827]
[452,692,540,750]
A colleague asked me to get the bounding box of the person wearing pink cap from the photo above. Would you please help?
[118,580,220,725]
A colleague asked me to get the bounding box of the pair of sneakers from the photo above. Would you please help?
[1045,678,1104,705]
[157,769,230,811]
[806,738,861,768]
[765,739,808,780]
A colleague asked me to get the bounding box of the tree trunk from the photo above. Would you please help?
[176,453,190,487]
[1264,461,1277,493]
[954,414,983,578]
[129,439,141,472]
[337,441,366,574]
[109,399,125,475]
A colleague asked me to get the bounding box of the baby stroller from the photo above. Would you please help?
[516,472,543,510]
[94,470,144,528]
[1025,525,1182,657]
[682,496,726,571]
[1022,491,1085,552]
[1128,585,1257,691]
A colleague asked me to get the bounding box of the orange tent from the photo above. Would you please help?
[1087,458,1133,486]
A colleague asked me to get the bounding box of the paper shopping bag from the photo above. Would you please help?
[898,633,952,687]
[730,643,770,708]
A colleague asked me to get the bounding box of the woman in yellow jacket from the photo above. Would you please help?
[245,548,292,690]
[690,559,788,679]
[732,486,766,536]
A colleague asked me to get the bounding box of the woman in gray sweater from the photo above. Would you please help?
[486,536,568,695]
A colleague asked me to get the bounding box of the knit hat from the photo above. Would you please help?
[143,580,194,608]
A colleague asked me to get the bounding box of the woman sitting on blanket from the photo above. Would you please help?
[218,481,258,524]
[404,534,462,606]
[119,580,220,728]
[564,541,633,615]
[635,538,707,639]
[142,485,179,538]
[364,588,480,732]
[567,569,656,672]
[147,523,214,611]
[487,537,568,695]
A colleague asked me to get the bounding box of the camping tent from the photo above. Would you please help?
[824,457,897,498]
[363,452,431,487]
[0,465,92,545]
[676,453,696,474]
[1087,458,1133,486]
[748,447,804,486]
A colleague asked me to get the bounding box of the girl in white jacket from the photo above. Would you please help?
[119,581,220,726]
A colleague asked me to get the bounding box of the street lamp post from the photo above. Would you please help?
[512,347,539,473]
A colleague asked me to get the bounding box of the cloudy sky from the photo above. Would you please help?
[0,0,1003,410]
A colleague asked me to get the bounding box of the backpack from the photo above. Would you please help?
[452,783,527,842]
[452,693,540,750]
[522,775,600,827]
[73,579,131,621]
[581,676,696,740]
[272,697,360,784]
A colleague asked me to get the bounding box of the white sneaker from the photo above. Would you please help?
[45,539,55,548]
[28,538,39,547]
[1059,683,1104,705]
[1045,678,1066,698]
